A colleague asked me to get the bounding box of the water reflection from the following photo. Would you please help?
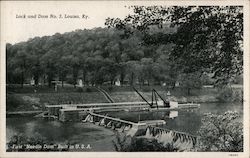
[169,111,178,119]
[100,102,242,135]
[6,102,243,146]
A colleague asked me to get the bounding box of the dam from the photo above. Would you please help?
[35,88,201,151]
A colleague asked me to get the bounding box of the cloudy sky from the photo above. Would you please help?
[2,1,171,44]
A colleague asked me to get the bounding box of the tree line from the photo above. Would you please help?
[6,28,177,88]
[6,6,243,89]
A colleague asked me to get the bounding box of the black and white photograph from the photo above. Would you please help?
[0,1,249,157]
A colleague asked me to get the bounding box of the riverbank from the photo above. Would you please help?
[6,85,243,112]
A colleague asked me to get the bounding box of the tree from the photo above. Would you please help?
[125,60,143,86]
[6,43,17,84]
[112,132,177,152]
[27,37,45,86]
[7,27,176,87]
[56,56,71,87]
[198,111,243,152]
[106,6,243,86]
[141,58,154,86]
[156,52,179,88]
[178,72,203,95]
[40,49,57,87]
[170,6,243,86]
[13,43,30,87]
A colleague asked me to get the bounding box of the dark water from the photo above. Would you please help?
[100,102,243,135]
[7,119,98,142]
[6,102,243,148]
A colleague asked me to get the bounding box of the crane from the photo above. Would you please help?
[132,87,170,109]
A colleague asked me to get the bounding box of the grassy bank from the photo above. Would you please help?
[6,85,243,112]
[6,92,109,111]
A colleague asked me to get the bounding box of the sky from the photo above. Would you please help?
[2,1,132,44]
[2,1,171,44]
[2,1,245,44]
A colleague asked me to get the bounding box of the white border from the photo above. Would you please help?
[0,1,249,158]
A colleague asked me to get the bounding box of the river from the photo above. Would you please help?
[6,102,243,151]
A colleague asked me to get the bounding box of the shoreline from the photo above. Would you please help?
[6,86,243,112]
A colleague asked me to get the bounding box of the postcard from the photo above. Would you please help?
[0,1,249,158]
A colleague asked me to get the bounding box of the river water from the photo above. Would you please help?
[6,102,243,151]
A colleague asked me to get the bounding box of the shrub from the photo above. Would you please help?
[197,111,243,152]
[216,87,233,102]
[112,132,177,152]
[178,72,203,96]
[216,87,242,102]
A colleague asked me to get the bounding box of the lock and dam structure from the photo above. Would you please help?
[43,100,200,151]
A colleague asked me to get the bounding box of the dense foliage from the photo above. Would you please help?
[7,6,243,89]
[198,111,243,151]
[112,133,177,152]
[106,6,243,86]
[7,28,178,88]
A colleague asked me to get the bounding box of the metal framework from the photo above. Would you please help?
[132,87,170,109]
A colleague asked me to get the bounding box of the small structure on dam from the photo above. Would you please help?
[41,87,200,151]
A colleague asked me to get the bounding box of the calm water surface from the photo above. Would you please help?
[104,102,243,135]
[6,102,243,150]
